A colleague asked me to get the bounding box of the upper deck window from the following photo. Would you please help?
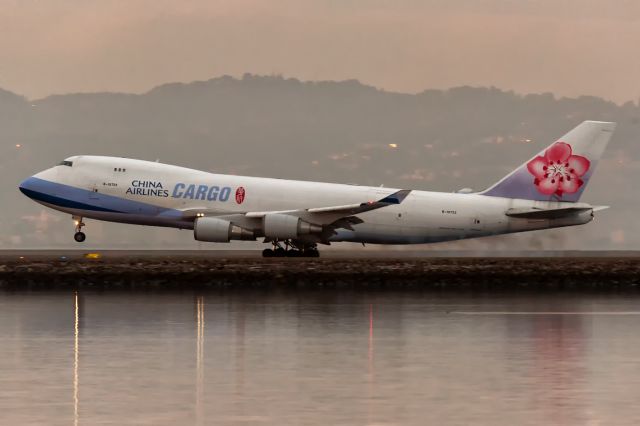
[58,160,73,167]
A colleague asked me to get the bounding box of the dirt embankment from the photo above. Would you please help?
[1,256,639,290]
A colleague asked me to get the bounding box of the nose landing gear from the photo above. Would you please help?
[73,216,86,242]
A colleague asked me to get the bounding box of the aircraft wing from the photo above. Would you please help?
[179,189,411,232]
[245,189,411,222]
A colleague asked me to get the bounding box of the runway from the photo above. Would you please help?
[1,251,639,290]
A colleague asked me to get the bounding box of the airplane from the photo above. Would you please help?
[19,121,615,257]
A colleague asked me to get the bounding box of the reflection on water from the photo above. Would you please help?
[74,292,79,426]
[1,292,640,425]
[195,295,204,426]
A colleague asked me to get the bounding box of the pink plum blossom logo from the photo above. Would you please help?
[526,142,590,197]
[235,187,245,204]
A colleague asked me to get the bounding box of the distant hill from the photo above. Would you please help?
[1,74,637,249]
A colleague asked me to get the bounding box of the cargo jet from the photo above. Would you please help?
[19,121,615,257]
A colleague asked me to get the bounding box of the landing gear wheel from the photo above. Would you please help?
[73,216,86,242]
[265,240,320,258]
[301,249,319,258]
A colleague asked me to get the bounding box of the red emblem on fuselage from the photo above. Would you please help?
[235,187,245,204]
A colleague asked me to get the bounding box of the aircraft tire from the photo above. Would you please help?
[74,232,86,243]
[274,248,286,257]
[262,249,274,258]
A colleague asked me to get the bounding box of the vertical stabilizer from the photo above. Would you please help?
[481,121,616,202]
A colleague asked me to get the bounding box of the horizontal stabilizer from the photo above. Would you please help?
[506,206,594,219]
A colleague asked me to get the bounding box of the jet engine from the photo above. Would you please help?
[263,213,322,239]
[194,217,254,242]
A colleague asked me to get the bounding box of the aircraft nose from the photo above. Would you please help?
[19,176,38,198]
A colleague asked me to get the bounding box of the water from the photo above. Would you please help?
[1,291,640,425]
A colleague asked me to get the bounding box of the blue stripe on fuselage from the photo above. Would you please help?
[19,177,182,217]
[19,186,122,213]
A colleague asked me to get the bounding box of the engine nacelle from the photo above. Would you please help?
[263,213,322,239]
[193,217,254,242]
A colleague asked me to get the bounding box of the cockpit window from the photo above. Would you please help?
[58,160,73,167]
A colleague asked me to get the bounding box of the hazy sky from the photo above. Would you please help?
[2,0,640,102]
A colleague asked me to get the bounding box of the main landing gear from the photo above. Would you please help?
[73,216,86,242]
[262,241,320,258]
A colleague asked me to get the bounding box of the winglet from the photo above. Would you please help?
[378,189,411,205]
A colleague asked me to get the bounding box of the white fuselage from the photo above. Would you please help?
[20,155,594,245]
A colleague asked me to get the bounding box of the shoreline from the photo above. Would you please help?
[1,255,639,290]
